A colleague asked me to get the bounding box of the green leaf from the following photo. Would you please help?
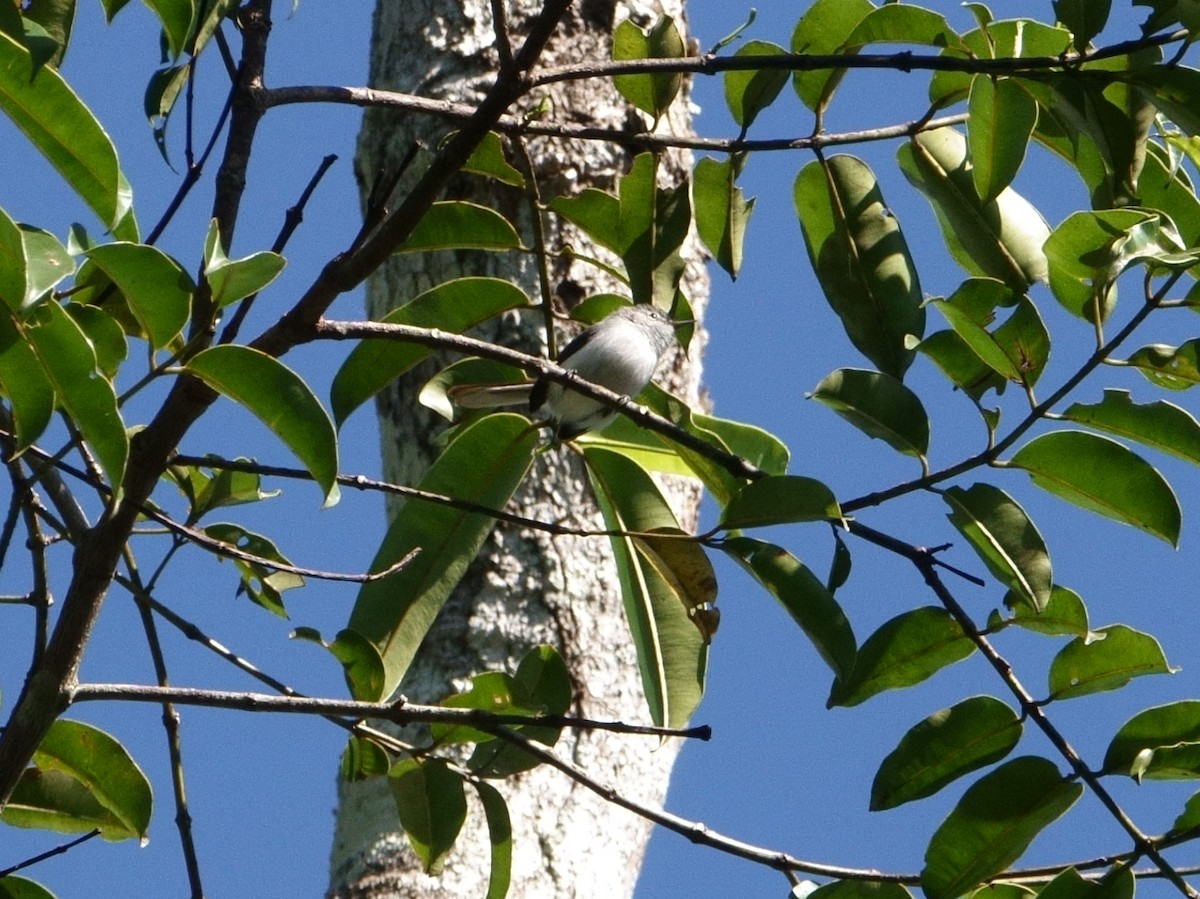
[723,41,788,131]
[1009,430,1181,546]
[397,201,522,253]
[1126,339,1200,390]
[0,310,54,449]
[809,368,929,459]
[693,155,755,280]
[21,0,75,70]
[720,475,841,529]
[348,414,537,698]
[871,696,1022,811]
[843,4,967,52]
[0,32,135,235]
[186,346,341,505]
[612,15,685,120]
[1104,701,1200,778]
[585,446,707,728]
[809,882,913,899]
[19,225,73,309]
[1063,389,1200,465]
[943,483,1052,612]
[1002,585,1091,639]
[0,719,152,841]
[204,522,304,618]
[462,131,524,187]
[1168,791,1200,836]
[476,781,513,899]
[165,457,279,525]
[203,219,286,307]
[830,607,974,708]
[331,276,530,427]
[720,536,856,682]
[84,242,193,348]
[24,301,127,491]
[632,528,720,644]
[1042,209,1174,323]
[967,77,1037,205]
[921,757,1083,899]
[1034,866,1131,899]
[0,206,24,310]
[65,304,126,379]
[144,0,195,59]
[1054,0,1112,51]
[340,735,390,782]
[292,627,386,702]
[0,874,58,899]
[929,21,1072,108]
[795,157,925,379]
[791,0,875,112]
[898,127,1049,291]
[1047,624,1174,701]
[389,758,467,875]
[927,281,1049,389]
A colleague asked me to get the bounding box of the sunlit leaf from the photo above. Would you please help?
[1063,389,1200,465]
[968,76,1037,205]
[1047,625,1174,701]
[0,310,54,449]
[1126,339,1200,390]
[1104,701,1200,778]
[1001,585,1091,639]
[85,242,193,348]
[203,219,286,307]
[461,131,524,187]
[810,368,929,459]
[397,201,522,253]
[694,155,755,280]
[1054,0,1112,51]
[796,157,925,378]
[1009,430,1181,546]
[612,15,685,120]
[943,483,1052,612]
[186,346,340,505]
[348,414,537,698]
[922,757,1082,899]
[720,536,856,681]
[720,475,841,529]
[724,41,788,131]
[476,781,513,899]
[872,696,1022,811]
[829,607,973,708]
[791,0,874,112]
[204,522,304,618]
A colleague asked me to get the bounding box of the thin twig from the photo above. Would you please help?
[0,829,102,879]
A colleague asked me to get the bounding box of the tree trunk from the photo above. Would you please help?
[328,1,706,896]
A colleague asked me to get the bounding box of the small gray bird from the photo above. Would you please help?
[452,303,680,441]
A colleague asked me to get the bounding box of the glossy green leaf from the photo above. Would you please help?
[166,458,280,525]
[921,757,1082,899]
[1047,625,1173,701]
[871,696,1022,811]
[204,522,304,618]
[795,157,925,379]
[944,483,1052,612]
[1168,791,1200,836]
[791,0,874,112]
[612,15,685,120]
[389,758,467,875]
[810,368,929,459]
[928,280,1049,389]
[1034,866,1132,899]
[1001,585,1091,639]
[65,304,126,379]
[0,310,54,449]
[1104,701,1200,777]
[723,41,788,131]
[331,277,530,427]
[809,882,913,899]
[0,32,135,235]
[462,131,524,187]
[720,536,856,681]
[632,528,720,644]
[476,781,513,899]
[694,155,754,280]
[929,21,1072,108]
[1063,389,1200,465]
[1126,339,1200,390]
[397,201,521,253]
[85,242,193,348]
[24,301,127,490]
[829,607,974,708]
[1055,0,1112,50]
[898,127,1049,291]
[585,446,707,729]
[0,874,58,899]
[20,225,73,309]
[1131,66,1200,137]
[348,414,537,698]
[721,475,841,529]
[1009,430,1181,546]
[968,77,1037,205]
[292,627,386,703]
[186,346,340,505]
[203,219,286,307]
[0,206,23,309]
[435,672,522,747]
[1043,209,1174,323]
[843,4,966,52]
[3,719,152,841]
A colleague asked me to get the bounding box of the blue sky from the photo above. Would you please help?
[2,2,1199,898]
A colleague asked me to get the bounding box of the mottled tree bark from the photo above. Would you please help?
[328,2,706,895]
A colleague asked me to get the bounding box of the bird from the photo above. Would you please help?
[451,303,681,441]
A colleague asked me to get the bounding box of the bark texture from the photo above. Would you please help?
[328,2,706,896]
